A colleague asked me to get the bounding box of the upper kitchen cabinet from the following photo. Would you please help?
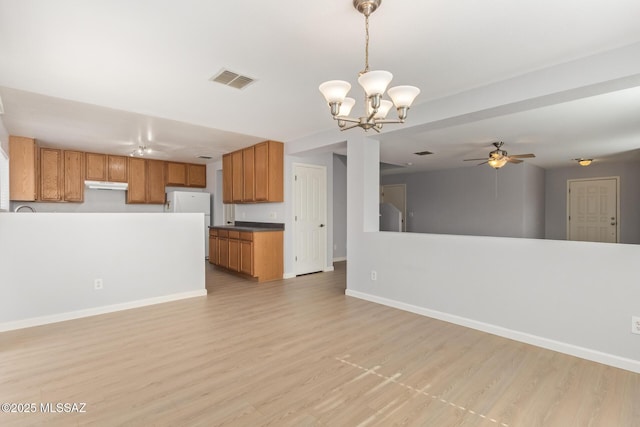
[147,159,166,203]
[187,164,206,188]
[85,153,128,182]
[127,158,166,204]
[41,148,85,203]
[254,140,283,202]
[64,150,84,202]
[166,162,188,186]
[85,152,107,181]
[39,148,64,202]
[222,140,283,204]
[166,161,207,188]
[242,146,255,202]
[9,136,37,201]
[231,150,243,203]
[222,154,233,204]
[108,155,128,182]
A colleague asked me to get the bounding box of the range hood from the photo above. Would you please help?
[84,180,129,191]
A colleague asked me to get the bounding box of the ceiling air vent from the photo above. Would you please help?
[197,155,213,160]
[414,150,433,156]
[210,69,256,90]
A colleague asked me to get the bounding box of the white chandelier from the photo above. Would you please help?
[319,0,420,132]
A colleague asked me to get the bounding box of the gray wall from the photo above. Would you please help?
[522,163,546,238]
[333,154,347,260]
[545,160,640,243]
[381,163,545,239]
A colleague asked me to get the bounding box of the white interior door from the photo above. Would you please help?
[381,184,407,232]
[294,164,327,275]
[567,178,618,243]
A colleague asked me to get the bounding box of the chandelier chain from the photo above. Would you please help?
[362,14,370,74]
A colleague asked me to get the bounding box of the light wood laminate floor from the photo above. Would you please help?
[1,262,639,426]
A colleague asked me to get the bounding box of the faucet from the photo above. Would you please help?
[14,205,36,213]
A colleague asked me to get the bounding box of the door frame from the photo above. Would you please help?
[381,183,407,232]
[292,162,328,275]
[566,176,620,242]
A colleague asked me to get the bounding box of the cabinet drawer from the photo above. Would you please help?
[228,230,240,239]
[218,229,229,238]
[209,229,218,237]
[240,232,253,241]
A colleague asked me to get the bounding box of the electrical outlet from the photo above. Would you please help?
[94,279,103,290]
[632,316,640,335]
[371,270,377,281]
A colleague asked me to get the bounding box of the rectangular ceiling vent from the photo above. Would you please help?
[414,150,433,156]
[197,155,213,160]
[210,69,256,90]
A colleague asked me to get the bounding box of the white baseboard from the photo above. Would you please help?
[323,266,335,272]
[333,257,347,262]
[345,289,640,374]
[283,272,296,279]
[0,289,208,332]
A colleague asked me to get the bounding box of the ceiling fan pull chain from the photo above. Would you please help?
[495,169,499,199]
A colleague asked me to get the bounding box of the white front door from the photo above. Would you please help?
[567,177,619,243]
[381,184,407,231]
[294,164,327,275]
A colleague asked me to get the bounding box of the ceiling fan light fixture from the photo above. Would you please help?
[576,158,593,166]
[488,157,508,169]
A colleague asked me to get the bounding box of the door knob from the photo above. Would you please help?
[319,224,325,228]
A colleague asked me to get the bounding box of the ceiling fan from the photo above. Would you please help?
[464,142,535,169]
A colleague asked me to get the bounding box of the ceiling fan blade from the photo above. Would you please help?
[477,161,488,166]
[463,158,488,161]
[507,157,523,164]
[509,153,535,158]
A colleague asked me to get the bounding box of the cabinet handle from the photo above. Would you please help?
[319,224,325,228]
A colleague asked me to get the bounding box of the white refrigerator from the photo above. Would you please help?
[165,191,211,259]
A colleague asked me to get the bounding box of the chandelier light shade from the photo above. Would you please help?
[319,0,420,132]
[575,158,593,166]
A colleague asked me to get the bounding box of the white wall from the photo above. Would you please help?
[0,213,206,330]
[346,136,640,373]
[0,117,9,154]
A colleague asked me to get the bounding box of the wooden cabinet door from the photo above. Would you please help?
[222,154,233,204]
[254,141,268,201]
[166,162,188,186]
[64,150,84,202]
[228,238,240,271]
[107,155,128,182]
[85,152,107,181]
[39,148,63,201]
[187,164,206,188]
[9,136,37,201]
[242,147,255,202]
[267,141,284,202]
[231,151,243,203]
[240,240,253,275]
[127,157,147,203]
[218,238,229,268]
[209,235,219,265]
[147,159,166,204]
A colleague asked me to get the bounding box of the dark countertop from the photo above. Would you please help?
[210,221,284,232]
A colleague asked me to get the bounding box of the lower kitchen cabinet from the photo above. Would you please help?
[209,228,283,282]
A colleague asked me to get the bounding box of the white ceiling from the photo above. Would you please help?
[1,0,640,167]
